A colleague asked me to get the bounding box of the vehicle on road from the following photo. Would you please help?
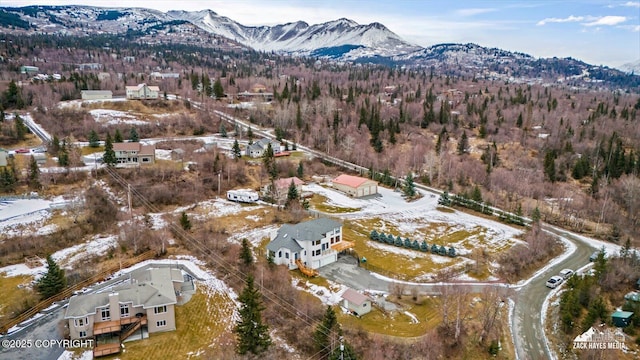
[559,269,574,279]
[546,275,564,289]
[15,148,30,153]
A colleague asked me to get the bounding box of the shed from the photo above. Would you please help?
[612,311,633,327]
[81,90,113,100]
[332,174,378,198]
[0,148,7,167]
[341,288,371,316]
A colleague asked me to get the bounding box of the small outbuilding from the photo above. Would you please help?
[0,148,7,167]
[341,288,371,316]
[612,311,633,328]
[81,90,113,100]
[332,174,378,198]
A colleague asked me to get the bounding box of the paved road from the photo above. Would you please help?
[0,262,204,360]
[511,229,598,360]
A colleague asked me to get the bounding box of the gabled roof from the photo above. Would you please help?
[266,218,341,253]
[274,177,304,190]
[341,288,369,306]
[65,268,181,318]
[114,142,141,152]
[139,145,155,156]
[332,174,374,188]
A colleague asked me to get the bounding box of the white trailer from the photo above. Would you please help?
[226,189,259,203]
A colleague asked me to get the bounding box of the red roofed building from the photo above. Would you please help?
[331,174,378,198]
[341,288,371,316]
[264,176,305,203]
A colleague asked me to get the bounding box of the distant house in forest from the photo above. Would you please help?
[246,138,281,158]
[113,142,155,165]
[126,84,160,100]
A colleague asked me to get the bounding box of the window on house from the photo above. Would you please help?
[79,331,87,338]
[101,308,110,321]
[322,243,328,251]
[278,251,282,258]
[285,252,289,259]
[120,304,130,318]
[74,318,85,327]
[157,320,166,327]
[154,305,167,314]
[313,240,321,246]
[335,235,341,242]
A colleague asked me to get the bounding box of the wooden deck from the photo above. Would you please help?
[93,342,121,357]
[93,320,121,335]
[331,241,355,252]
[93,315,147,335]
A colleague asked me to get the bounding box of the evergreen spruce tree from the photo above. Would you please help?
[58,140,69,167]
[129,127,139,142]
[297,162,304,179]
[219,123,227,138]
[287,180,299,202]
[36,255,66,299]
[403,173,416,197]
[102,133,116,166]
[114,129,123,143]
[531,206,541,223]
[234,275,271,355]
[457,131,469,155]
[88,130,100,148]
[28,155,40,189]
[180,212,192,231]
[232,139,241,160]
[239,238,253,265]
[213,78,225,99]
[313,306,340,359]
[543,150,557,182]
[50,135,61,156]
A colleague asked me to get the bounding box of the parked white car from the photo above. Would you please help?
[559,269,574,279]
[546,275,564,289]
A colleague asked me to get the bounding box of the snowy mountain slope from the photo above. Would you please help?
[167,10,421,56]
[619,60,640,74]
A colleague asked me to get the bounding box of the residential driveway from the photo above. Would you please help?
[318,255,390,292]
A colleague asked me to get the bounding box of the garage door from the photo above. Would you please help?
[319,255,336,267]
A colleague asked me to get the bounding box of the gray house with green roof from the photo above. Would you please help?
[267,218,344,270]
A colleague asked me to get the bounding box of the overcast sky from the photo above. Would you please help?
[3,0,640,67]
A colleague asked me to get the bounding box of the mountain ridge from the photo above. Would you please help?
[0,5,638,89]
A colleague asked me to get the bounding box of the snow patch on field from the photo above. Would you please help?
[293,278,347,306]
[57,350,92,360]
[90,109,147,125]
[0,199,53,238]
[52,235,118,268]
[228,225,278,247]
[155,149,172,161]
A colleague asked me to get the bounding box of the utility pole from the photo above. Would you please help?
[127,184,132,216]
[218,172,221,195]
[339,336,344,360]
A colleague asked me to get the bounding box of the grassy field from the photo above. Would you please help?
[339,295,441,337]
[110,287,236,359]
[0,274,38,323]
[308,194,361,214]
[343,220,464,281]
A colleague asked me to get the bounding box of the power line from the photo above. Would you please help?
[102,166,339,357]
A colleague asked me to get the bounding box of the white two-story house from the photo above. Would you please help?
[266,218,352,270]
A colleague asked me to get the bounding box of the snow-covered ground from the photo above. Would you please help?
[89,109,148,126]
[0,199,53,238]
[52,235,118,269]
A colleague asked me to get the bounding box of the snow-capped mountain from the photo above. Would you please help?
[167,10,421,58]
[619,60,640,74]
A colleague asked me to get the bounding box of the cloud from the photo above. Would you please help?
[454,8,497,17]
[583,16,627,26]
[536,15,584,26]
[623,1,640,8]
[619,24,640,31]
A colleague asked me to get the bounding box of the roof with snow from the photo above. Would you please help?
[65,267,182,318]
[267,218,341,253]
[332,174,374,188]
[341,288,369,306]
